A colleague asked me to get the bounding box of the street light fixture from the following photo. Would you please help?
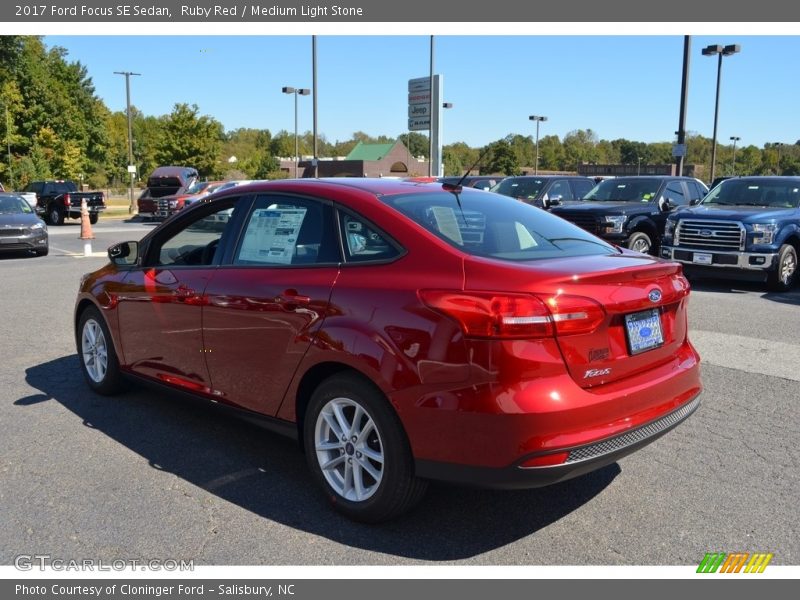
[729,136,740,175]
[529,115,547,175]
[114,71,141,214]
[282,86,311,178]
[702,43,740,184]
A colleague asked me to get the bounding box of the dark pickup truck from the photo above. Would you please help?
[24,180,105,225]
[550,176,708,255]
[660,176,800,291]
[136,166,199,219]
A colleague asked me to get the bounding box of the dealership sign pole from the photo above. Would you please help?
[408,74,443,177]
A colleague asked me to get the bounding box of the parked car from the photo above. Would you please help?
[490,175,595,208]
[438,175,506,191]
[550,176,709,255]
[24,180,105,225]
[0,193,48,256]
[660,176,800,291]
[75,178,701,522]
[136,166,199,219]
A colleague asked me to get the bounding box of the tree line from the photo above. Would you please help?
[1,36,798,191]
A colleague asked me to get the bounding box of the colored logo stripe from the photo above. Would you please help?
[697,552,773,573]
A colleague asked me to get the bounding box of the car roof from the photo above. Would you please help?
[222,177,466,198]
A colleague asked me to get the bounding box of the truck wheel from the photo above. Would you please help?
[304,373,428,523]
[48,205,65,226]
[628,231,653,255]
[89,213,99,225]
[77,306,126,395]
[767,244,798,292]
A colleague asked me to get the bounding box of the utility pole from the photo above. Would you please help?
[114,71,141,214]
[5,104,12,189]
[312,35,318,177]
[676,36,691,177]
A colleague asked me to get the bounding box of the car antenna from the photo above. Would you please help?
[441,145,493,193]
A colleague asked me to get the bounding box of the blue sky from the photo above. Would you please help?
[45,35,798,149]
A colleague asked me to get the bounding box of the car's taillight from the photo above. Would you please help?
[419,290,605,339]
[419,290,552,339]
[63,193,71,206]
[539,293,605,335]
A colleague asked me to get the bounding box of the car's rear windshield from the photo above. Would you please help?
[585,178,662,202]
[381,189,617,261]
[702,180,800,208]
[490,178,547,200]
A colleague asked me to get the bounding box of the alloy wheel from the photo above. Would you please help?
[314,397,384,502]
[81,318,108,383]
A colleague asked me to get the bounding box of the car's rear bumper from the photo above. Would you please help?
[415,393,700,489]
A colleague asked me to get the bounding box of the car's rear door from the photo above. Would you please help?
[201,193,341,415]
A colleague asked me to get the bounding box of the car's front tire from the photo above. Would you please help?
[627,231,653,255]
[767,244,798,292]
[303,373,427,522]
[77,306,126,395]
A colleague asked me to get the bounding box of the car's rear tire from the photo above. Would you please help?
[767,244,798,292]
[77,306,126,395]
[628,231,653,255]
[303,373,427,523]
[89,213,99,225]
[48,205,65,226]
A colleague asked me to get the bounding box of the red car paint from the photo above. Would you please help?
[75,178,701,490]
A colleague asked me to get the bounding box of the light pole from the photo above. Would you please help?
[114,71,141,214]
[637,156,642,176]
[529,115,547,175]
[772,142,784,175]
[702,43,740,185]
[282,86,310,178]
[729,136,740,175]
[441,102,453,176]
[4,103,12,189]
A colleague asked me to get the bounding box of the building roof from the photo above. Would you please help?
[345,142,396,161]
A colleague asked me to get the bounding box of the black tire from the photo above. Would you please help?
[303,373,427,523]
[76,306,126,395]
[627,231,653,255]
[767,244,798,292]
[35,247,49,257]
[48,205,65,226]
[89,213,99,225]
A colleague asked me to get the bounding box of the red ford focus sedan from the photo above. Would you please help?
[74,178,701,522]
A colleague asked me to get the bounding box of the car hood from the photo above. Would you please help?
[673,205,799,222]
[0,213,42,227]
[551,201,655,216]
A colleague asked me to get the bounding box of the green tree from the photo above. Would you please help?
[481,140,519,176]
[155,103,223,177]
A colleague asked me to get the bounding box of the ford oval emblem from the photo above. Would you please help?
[700,229,713,237]
[648,289,662,303]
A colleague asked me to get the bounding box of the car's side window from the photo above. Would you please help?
[664,182,687,206]
[151,202,237,267]
[339,212,401,263]
[548,180,573,201]
[234,195,340,266]
[572,179,594,199]
[686,181,704,203]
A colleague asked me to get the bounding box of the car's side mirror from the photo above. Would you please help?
[542,194,562,209]
[108,241,139,267]
[690,197,702,206]
[658,197,674,212]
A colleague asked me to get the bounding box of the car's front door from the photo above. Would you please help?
[202,194,341,415]
[116,199,241,393]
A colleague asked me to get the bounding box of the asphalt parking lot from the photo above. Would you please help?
[0,219,798,565]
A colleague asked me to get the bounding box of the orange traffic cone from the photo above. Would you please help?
[79,198,94,240]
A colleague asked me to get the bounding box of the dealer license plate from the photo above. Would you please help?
[692,252,713,265]
[624,309,664,355]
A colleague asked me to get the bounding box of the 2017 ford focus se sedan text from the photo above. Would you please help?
[74,178,702,522]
